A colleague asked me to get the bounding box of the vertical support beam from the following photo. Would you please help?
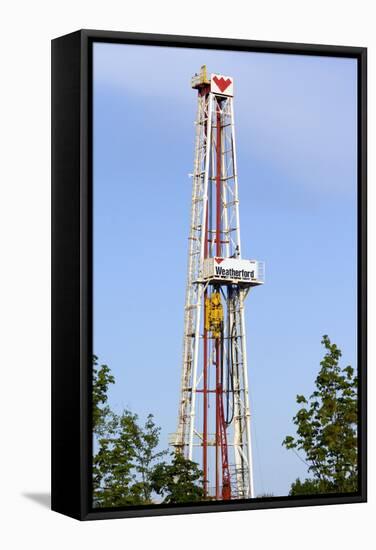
[215,336,220,498]
[203,200,209,495]
[230,99,242,258]
[202,91,210,495]
[188,93,213,460]
[239,289,254,497]
[221,98,231,261]
[177,94,203,453]
[215,99,222,499]
[216,101,222,258]
[231,296,245,497]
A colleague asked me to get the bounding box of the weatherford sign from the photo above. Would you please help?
[202,257,265,286]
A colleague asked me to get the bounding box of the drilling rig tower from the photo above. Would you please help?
[172,66,264,500]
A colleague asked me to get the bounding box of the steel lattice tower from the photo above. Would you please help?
[172,67,264,500]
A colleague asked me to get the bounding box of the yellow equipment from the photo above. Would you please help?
[191,65,211,89]
[205,291,223,338]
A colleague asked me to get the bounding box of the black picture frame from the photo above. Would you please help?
[51,29,367,521]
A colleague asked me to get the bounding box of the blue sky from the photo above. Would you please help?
[93,43,357,496]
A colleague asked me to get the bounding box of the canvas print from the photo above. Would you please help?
[92,43,358,508]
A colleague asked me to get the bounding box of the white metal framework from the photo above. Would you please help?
[172,67,264,500]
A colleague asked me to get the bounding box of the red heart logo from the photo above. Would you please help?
[215,257,224,264]
[213,76,232,93]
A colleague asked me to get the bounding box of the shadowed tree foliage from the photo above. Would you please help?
[92,356,203,507]
[151,452,204,504]
[93,409,168,507]
[92,355,115,434]
[93,411,141,507]
[283,335,358,496]
[132,413,167,502]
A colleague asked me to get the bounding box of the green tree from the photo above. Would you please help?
[92,355,115,434]
[282,335,358,496]
[132,414,167,503]
[94,410,143,507]
[92,355,204,507]
[151,452,204,503]
[92,356,118,505]
[92,359,168,508]
[92,357,141,506]
[93,410,166,507]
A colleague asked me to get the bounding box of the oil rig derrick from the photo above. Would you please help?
[171,66,265,500]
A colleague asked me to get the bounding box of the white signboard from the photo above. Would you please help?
[202,257,264,285]
[210,73,234,97]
